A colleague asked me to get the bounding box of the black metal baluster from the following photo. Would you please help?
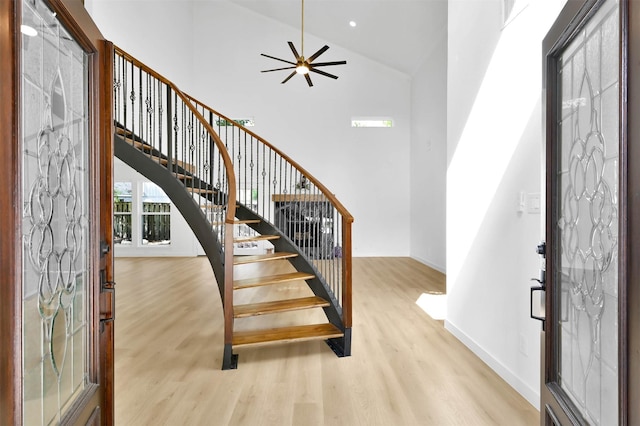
[144,74,148,149]
[169,90,176,175]
[258,144,271,222]
[181,102,186,189]
[187,107,193,194]
[249,135,255,215]
[233,124,238,205]
[242,130,247,208]
[113,54,119,127]
[152,77,158,152]
[157,79,163,157]
[271,149,276,224]
[122,57,126,130]
[138,65,143,157]
[208,111,214,198]
[128,61,134,135]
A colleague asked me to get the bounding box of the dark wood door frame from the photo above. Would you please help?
[0,0,22,424]
[542,0,640,423]
[626,1,640,424]
[0,0,114,423]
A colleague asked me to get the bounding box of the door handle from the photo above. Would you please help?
[530,284,545,322]
[530,242,546,328]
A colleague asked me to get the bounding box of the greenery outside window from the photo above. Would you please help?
[351,117,393,128]
[114,182,132,245]
[141,182,171,245]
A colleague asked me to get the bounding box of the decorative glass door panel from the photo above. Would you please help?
[21,0,91,423]
[550,0,620,424]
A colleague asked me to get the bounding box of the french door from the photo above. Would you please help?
[542,0,640,424]
[0,0,114,424]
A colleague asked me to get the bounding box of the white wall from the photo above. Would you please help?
[446,0,565,408]
[409,2,448,273]
[86,0,412,257]
[86,0,194,86]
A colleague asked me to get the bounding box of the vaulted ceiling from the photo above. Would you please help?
[228,0,448,76]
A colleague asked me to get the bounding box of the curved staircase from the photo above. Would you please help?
[112,45,353,369]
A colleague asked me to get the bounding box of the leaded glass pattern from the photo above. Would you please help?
[556,0,619,424]
[21,0,90,423]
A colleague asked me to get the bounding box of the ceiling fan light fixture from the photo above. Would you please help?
[260,0,346,87]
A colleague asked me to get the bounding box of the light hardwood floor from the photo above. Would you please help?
[114,257,539,425]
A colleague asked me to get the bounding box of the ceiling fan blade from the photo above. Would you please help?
[305,73,313,87]
[307,45,329,63]
[309,67,339,80]
[309,60,347,67]
[261,66,296,73]
[281,71,297,84]
[261,53,296,66]
[288,42,301,60]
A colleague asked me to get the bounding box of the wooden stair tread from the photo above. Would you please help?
[201,205,224,211]
[232,323,343,348]
[212,219,261,226]
[148,156,195,173]
[234,234,279,243]
[132,140,153,151]
[234,271,315,290]
[189,187,215,194]
[234,296,329,318]
[115,129,149,149]
[234,252,297,265]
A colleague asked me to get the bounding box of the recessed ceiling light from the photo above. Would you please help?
[21,25,37,37]
[349,21,357,27]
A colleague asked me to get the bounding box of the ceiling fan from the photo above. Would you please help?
[260,0,346,87]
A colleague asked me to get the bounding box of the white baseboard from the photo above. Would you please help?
[411,255,446,274]
[444,320,540,410]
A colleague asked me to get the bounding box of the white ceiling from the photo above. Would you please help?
[228,0,448,76]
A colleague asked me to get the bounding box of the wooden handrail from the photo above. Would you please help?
[114,46,237,225]
[114,46,239,353]
[185,91,353,340]
[185,94,354,224]
[114,46,352,360]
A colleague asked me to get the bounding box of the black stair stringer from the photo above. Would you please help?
[234,203,345,332]
[114,133,226,298]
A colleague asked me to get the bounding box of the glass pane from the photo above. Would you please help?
[21,0,90,423]
[555,1,619,424]
[114,182,132,245]
[141,182,170,245]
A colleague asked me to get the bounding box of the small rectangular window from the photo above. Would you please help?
[141,182,171,246]
[215,118,255,127]
[114,182,132,245]
[351,118,393,128]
